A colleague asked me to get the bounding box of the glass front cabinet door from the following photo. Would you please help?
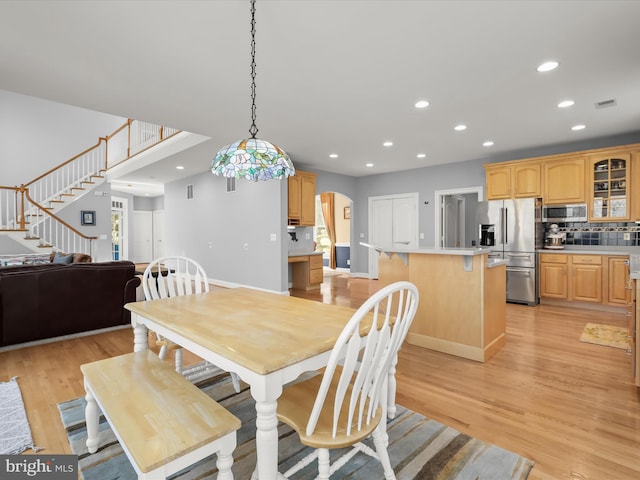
[590,154,631,221]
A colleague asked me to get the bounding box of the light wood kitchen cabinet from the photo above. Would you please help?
[543,157,586,204]
[589,154,631,221]
[571,255,602,303]
[607,256,630,306]
[485,163,541,199]
[287,170,316,226]
[485,165,511,199]
[539,253,568,299]
[289,253,323,290]
[540,253,632,308]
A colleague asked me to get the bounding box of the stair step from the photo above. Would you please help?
[50,199,65,203]
[82,180,96,185]
[37,244,53,249]
[90,174,104,179]
[61,193,75,197]
[24,236,40,240]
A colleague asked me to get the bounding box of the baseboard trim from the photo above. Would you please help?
[0,324,131,352]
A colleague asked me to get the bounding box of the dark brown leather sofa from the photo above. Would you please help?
[0,261,140,347]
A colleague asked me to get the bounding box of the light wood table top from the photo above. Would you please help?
[126,287,365,480]
[125,287,361,375]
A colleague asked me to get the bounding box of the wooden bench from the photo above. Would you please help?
[81,351,240,480]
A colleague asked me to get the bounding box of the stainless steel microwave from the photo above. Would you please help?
[542,203,587,223]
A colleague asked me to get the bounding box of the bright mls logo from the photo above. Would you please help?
[0,455,76,479]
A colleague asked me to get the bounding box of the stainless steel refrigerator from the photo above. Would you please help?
[476,198,544,305]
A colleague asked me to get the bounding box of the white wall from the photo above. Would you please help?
[0,90,126,186]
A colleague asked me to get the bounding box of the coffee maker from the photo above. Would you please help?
[479,224,495,247]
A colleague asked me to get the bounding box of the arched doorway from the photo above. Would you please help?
[315,191,352,274]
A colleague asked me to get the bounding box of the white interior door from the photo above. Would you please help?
[442,195,465,248]
[132,211,153,263]
[152,210,165,259]
[368,193,418,279]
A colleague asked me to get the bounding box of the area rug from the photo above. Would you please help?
[580,323,629,349]
[58,372,534,480]
[0,377,37,455]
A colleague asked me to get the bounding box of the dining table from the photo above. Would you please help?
[125,287,371,480]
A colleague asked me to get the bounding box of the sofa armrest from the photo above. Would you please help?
[122,276,142,324]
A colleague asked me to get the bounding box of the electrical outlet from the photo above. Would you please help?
[243,243,249,250]
[419,233,424,239]
[305,233,311,240]
[270,234,277,241]
[624,232,631,241]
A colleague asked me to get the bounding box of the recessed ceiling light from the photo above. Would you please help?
[176,165,185,170]
[557,100,575,108]
[571,124,586,131]
[483,141,494,147]
[329,153,338,158]
[366,163,374,168]
[417,153,426,158]
[415,100,430,109]
[537,61,559,72]
[454,124,467,131]
[383,141,393,147]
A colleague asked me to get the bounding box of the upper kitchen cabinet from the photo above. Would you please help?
[485,163,541,200]
[589,153,631,221]
[543,158,586,204]
[288,170,317,226]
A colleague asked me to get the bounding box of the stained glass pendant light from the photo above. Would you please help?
[211,0,295,182]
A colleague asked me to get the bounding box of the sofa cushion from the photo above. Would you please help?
[52,252,74,264]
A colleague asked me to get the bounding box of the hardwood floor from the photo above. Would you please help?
[2,273,639,479]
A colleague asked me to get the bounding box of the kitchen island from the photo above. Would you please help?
[363,243,506,362]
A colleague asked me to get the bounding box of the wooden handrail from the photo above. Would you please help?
[25,137,107,188]
[24,190,97,240]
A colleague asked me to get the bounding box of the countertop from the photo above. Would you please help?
[537,246,640,256]
[359,242,492,256]
[288,251,323,257]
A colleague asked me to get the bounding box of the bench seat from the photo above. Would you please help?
[81,351,240,479]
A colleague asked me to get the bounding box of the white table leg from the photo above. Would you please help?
[84,384,100,454]
[250,382,285,480]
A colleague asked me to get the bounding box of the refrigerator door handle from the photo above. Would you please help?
[504,207,508,244]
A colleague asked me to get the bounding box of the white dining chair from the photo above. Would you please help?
[276,281,419,479]
[142,256,241,392]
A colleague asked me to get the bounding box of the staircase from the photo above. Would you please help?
[0,119,180,258]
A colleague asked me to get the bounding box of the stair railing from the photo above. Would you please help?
[0,119,180,256]
[23,190,96,257]
[24,138,108,212]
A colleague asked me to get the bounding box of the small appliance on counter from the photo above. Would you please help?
[545,224,565,249]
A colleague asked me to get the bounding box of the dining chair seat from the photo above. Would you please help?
[277,281,419,479]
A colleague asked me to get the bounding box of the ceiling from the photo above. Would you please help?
[1,1,639,197]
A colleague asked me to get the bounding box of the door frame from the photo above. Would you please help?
[434,186,484,248]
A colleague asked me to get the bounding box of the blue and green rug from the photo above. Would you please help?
[57,371,533,479]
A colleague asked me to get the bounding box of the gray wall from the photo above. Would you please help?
[164,161,287,293]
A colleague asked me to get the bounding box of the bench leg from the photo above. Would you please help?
[216,433,237,480]
[84,385,100,454]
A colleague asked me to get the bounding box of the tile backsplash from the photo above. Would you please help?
[549,222,640,247]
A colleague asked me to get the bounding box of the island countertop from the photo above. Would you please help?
[360,242,507,268]
[360,242,491,256]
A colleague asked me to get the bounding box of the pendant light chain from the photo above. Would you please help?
[249,0,258,139]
